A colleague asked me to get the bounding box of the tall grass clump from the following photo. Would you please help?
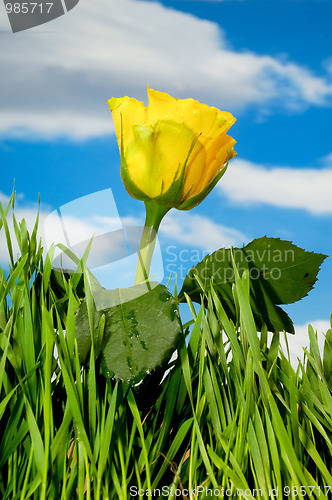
[0,194,331,499]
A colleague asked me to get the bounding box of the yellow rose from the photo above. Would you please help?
[107,87,236,210]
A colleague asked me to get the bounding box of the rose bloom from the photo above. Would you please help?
[107,87,236,210]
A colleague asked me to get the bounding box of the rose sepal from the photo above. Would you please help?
[177,163,229,211]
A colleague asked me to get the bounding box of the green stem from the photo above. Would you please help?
[135,201,170,285]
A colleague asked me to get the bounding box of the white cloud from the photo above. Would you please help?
[0,191,10,204]
[218,158,332,214]
[160,211,247,252]
[0,0,332,139]
[281,319,331,367]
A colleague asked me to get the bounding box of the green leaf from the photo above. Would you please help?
[75,282,182,384]
[179,237,327,333]
[34,267,85,301]
[25,397,45,479]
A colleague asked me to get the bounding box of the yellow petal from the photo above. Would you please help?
[152,120,199,196]
[124,124,155,197]
[204,129,235,167]
[107,96,146,148]
[177,99,219,139]
[181,138,207,197]
[182,129,236,198]
[146,87,182,124]
[125,120,197,199]
[197,136,236,193]
[147,88,236,142]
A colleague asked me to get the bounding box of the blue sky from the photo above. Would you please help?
[0,0,331,360]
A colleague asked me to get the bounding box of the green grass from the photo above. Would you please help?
[1,194,332,499]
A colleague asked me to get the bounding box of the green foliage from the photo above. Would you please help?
[1,194,332,499]
[179,236,327,333]
[75,282,182,383]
